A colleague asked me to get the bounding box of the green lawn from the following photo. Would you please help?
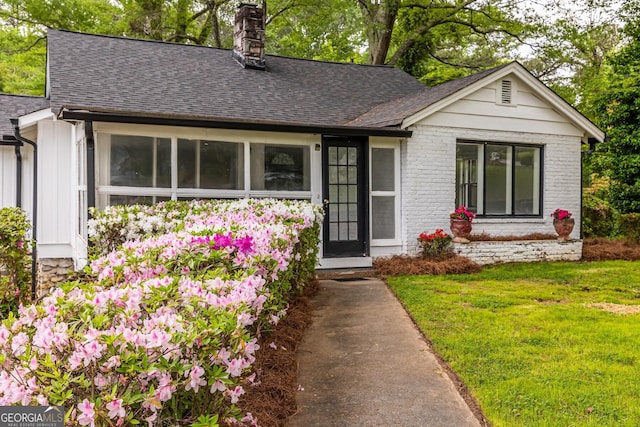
[387,261,640,427]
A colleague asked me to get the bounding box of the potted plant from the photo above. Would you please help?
[551,208,574,241]
[450,206,475,243]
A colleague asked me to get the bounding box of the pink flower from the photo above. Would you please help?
[106,399,125,419]
[227,385,245,404]
[551,208,572,220]
[213,232,232,249]
[11,332,28,356]
[77,399,95,426]
[227,357,244,377]
[185,366,207,393]
[210,379,226,394]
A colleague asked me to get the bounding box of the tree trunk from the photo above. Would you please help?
[358,0,400,64]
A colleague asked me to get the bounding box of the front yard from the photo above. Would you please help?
[387,260,640,427]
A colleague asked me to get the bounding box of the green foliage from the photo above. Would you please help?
[417,229,452,259]
[592,2,640,214]
[388,260,640,426]
[619,213,640,242]
[394,3,523,82]
[0,207,32,315]
[266,0,365,62]
[582,193,617,238]
[0,29,46,94]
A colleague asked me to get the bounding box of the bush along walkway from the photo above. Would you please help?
[0,199,323,426]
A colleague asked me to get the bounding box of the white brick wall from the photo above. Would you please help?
[453,240,583,265]
[400,125,582,253]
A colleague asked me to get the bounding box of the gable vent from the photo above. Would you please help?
[501,80,512,104]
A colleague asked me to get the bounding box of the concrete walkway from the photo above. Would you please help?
[287,278,481,427]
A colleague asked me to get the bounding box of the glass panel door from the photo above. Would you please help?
[323,136,368,258]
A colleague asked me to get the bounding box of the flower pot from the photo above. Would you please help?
[553,218,575,241]
[450,219,472,243]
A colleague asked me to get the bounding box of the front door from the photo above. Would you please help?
[322,136,368,258]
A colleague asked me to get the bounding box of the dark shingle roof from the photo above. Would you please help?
[0,94,49,139]
[47,30,426,127]
[347,65,510,127]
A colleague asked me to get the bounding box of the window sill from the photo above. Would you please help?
[474,217,546,224]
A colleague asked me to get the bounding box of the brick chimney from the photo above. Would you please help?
[232,3,266,70]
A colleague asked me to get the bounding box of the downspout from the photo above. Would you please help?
[11,119,38,300]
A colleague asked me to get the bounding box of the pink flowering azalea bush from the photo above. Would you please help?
[0,199,322,426]
[0,207,32,315]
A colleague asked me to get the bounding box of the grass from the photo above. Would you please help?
[387,260,640,427]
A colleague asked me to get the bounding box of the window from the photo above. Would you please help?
[371,146,398,241]
[178,139,244,189]
[109,135,171,188]
[96,133,311,209]
[456,141,541,216]
[250,144,310,191]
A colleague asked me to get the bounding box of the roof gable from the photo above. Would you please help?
[349,62,604,142]
[46,30,425,127]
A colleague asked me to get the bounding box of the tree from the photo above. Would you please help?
[266,0,366,62]
[355,0,528,66]
[593,0,640,214]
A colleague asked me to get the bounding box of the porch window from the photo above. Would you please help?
[178,139,244,189]
[371,146,399,241]
[456,141,541,216]
[96,133,311,208]
[250,144,310,191]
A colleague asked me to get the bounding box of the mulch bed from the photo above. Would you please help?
[582,238,640,261]
[373,254,482,277]
[244,238,640,426]
[234,281,317,426]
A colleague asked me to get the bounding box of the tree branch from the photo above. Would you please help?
[0,36,46,55]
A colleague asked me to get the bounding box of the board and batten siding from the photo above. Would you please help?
[401,74,583,255]
[0,145,17,208]
[37,120,76,259]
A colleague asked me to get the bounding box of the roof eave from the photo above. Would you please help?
[59,109,413,138]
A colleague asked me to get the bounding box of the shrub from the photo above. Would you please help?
[619,213,640,242]
[582,193,617,238]
[0,207,32,315]
[0,199,323,426]
[417,229,452,259]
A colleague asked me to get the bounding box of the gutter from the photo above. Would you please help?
[60,110,414,138]
[10,119,38,300]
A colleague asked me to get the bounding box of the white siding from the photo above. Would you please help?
[420,76,584,137]
[0,146,16,208]
[37,120,75,258]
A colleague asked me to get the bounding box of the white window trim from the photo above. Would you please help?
[94,125,316,208]
[370,141,401,246]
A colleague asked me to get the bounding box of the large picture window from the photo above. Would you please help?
[96,133,311,208]
[456,141,541,216]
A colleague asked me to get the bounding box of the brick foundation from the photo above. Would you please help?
[453,240,583,265]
